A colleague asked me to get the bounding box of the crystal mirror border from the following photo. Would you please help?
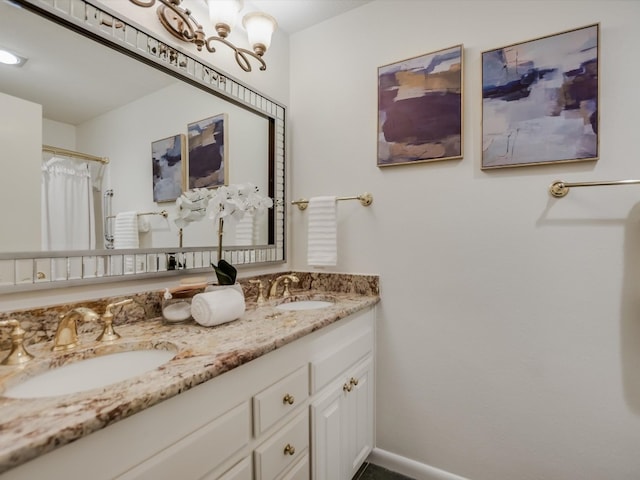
[0,0,285,294]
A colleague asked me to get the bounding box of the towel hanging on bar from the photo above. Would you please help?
[307,196,338,267]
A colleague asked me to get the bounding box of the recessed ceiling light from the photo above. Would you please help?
[0,48,27,66]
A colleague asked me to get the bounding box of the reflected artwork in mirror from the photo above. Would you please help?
[0,0,285,292]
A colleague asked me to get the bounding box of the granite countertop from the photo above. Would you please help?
[0,283,379,474]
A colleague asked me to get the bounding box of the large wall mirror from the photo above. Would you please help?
[0,0,285,292]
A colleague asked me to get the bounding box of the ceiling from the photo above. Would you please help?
[0,0,373,125]
[244,0,373,34]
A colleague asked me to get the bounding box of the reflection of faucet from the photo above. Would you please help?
[53,307,99,352]
[268,274,300,299]
[0,319,34,365]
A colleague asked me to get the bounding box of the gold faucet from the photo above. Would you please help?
[268,274,300,299]
[53,307,99,352]
[97,299,133,342]
[0,319,34,366]
[249,279,267,305]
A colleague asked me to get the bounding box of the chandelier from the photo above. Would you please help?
[129,0,277,72]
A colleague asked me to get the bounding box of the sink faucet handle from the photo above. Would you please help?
[0,319,34,366]
[282,275,299,298]
[249,279,266,305]
[268,274,301,299]
[97,299,133,343]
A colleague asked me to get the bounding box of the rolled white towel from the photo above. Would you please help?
[191,288,245,327]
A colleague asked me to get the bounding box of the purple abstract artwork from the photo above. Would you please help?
[187,113,228,189]
[482,24,599,169]
[378,45,463,167]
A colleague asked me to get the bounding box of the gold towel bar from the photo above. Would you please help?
[291,192,373,211]
[107,210,168,219]
[549,179,640,198]
[43,144,109,164]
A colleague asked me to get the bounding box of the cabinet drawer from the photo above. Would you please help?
[278,454,309,480]
[254,412,309,480]
[310,327,373,393]
[202,456,252,480]
[117,402,251,480]
[253,365,309,436]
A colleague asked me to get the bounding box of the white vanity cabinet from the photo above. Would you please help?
[310,325,375,480]
[1,307,375,480]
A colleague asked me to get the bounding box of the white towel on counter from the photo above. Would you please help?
[191,288,245,327]
[113,211,140,249]
[307,196,337,267]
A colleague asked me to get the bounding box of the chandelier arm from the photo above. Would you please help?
[156,1,205,49]
[235,47,267,72]
[205,36,266,72]
[130,0,156,6]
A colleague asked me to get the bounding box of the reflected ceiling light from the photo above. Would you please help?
[0,48,26,66]
[129,0,277,73]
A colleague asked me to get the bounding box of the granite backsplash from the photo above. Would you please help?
[0,272,379,350]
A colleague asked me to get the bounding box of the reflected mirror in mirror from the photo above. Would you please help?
[0,0,272,254]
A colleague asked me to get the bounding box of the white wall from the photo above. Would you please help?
[42,118,75,149]
[289,1,640,479]
[0,92,41,253]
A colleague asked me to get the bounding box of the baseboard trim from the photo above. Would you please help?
[367,448,470,480]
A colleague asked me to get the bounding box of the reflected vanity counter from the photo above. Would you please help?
[0,272,379,474]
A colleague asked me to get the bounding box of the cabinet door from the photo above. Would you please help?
[344,356,374,480]
[310,386,345,480]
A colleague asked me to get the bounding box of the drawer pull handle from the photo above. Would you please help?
[284,443,296,455]
[283,393,295,405]
[343,383,352,393]
[350,377,359,386]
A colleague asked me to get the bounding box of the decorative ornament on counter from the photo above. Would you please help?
[160,280,208,324]
[212,259,237,286]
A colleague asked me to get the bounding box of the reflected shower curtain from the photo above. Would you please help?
[41,156,97,251]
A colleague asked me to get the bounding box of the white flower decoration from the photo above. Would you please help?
[174,183,273,228]
[207,183,273,224]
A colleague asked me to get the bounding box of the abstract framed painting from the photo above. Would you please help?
[187,113,228,189]
[378,44,463,167]
[151,133,186,203]
[482,24,599,169]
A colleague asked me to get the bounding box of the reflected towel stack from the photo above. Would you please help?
[235,213,256,246]
[113,211,140,249]
[114,211,139,274]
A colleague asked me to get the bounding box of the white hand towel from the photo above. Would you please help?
[191,288,245,327]
[137,216,151,233]
[307,196,337,267]
[113,211,140,249]
[235,212,255,246]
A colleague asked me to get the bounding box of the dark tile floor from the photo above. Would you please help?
[353,462,416,480]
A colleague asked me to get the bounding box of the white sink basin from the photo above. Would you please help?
[276,300,334,311]
[3,349,176,399]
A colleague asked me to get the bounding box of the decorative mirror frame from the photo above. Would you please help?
[0,0,285,293]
